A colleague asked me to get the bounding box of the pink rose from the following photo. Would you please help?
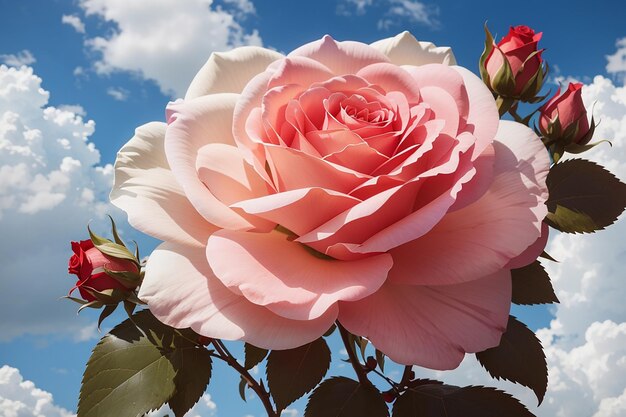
[68,240,138,302]
[540,82,591,145]
[483,25,544,99]
[111,32,549,370]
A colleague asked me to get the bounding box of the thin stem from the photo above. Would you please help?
[370,368,401,393]
[508,105,526,125]
[399,365,413,388]
[210,339,279,417]
[337,323,373,388]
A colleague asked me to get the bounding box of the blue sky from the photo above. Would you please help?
[1,1,625,416]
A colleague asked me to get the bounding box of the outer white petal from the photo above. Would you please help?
[370,31,456,66]
[110,122,215,247]
[185,46,284,99]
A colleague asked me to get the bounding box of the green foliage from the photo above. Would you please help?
[266,337,331,411]
[392,383,534,417]
[476,316,548,404]
[305,377,389,417]
[244,343,268,370]
[546,159,626,233]
[511,261,559,305]
[78,310,211,417]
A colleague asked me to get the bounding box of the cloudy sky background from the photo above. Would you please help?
[1,0,625,416]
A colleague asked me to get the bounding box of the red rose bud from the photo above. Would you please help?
[68,239,139,303]
[480,25,547,102]
[540,83,591,143]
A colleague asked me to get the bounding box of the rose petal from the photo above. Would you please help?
[166,94,261,230]
[110,122,216,247]
[453,66,499,159]
[185,46,284,99]
[506,222,549,269]
[289,35,389,75]
[357,63,421,102]
[140,242,337,350]
[206,230,393,320]
[339,270,511,369]
[370,31,457,66]
[389,121,549,286]
[232,187,361,236]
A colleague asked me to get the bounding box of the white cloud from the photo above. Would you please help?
[61,14,86,34]
[0,365,75,417]
[57,105,86,117]
[106,86,129,101]
[79,0,261,97]
[282,409,299,417]
[415,74,626,417]
[223,0,256,17]
[338,0,439,29]
[606,38,626,78]
[0,65,119,341]
[148,393,217,417]
[0,50,36,67]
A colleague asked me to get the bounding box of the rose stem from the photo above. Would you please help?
[337,323,375,389]
[210,339,279,417]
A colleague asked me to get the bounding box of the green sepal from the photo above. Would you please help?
[539,250,558,262]
[478,23,495,86]
[107,214,125,247]
[103,266,141,289]
[123,300,137,319]
[77,300,104,314]
[88,224,140,266]
[491,49,517,97]
[564,139,611,155]
[496,96,516,117]
[81,287,128,305]
[97,304,118,330]
[62,295,89,305]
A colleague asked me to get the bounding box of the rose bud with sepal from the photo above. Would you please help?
[480,24,548,112]
[66,217,143,327]
[539,82,604,162]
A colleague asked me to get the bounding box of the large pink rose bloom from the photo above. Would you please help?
[111,33,549,370]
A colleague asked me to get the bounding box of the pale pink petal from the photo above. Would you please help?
[506,222,549,269]
[453,66,499,158]
[206,230,393,320]
[370,32,457,66]
[231,187,361,236]
[389,122,549,286]
[339,270,511,369]
[110,122,216,247]
[140,242,336,350]
[166,94,260,230]
[324,142,389,174]
[404,64,468,119]
[185,46,284,99]
[356,63,421,102]
[419,85,460,137]
[448,144,495,211]
[289,35,389,75]
[266,56,334,89]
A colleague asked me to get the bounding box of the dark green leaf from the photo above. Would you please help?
[511,261,558,305]
[168,346,212,417]
[392,384,534,417]
[476,316,547,404]
[78,310,212,417]
[546,159,626,233]
[305,377,388,417]
[266,338,331,411]
[244,343,268,370]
